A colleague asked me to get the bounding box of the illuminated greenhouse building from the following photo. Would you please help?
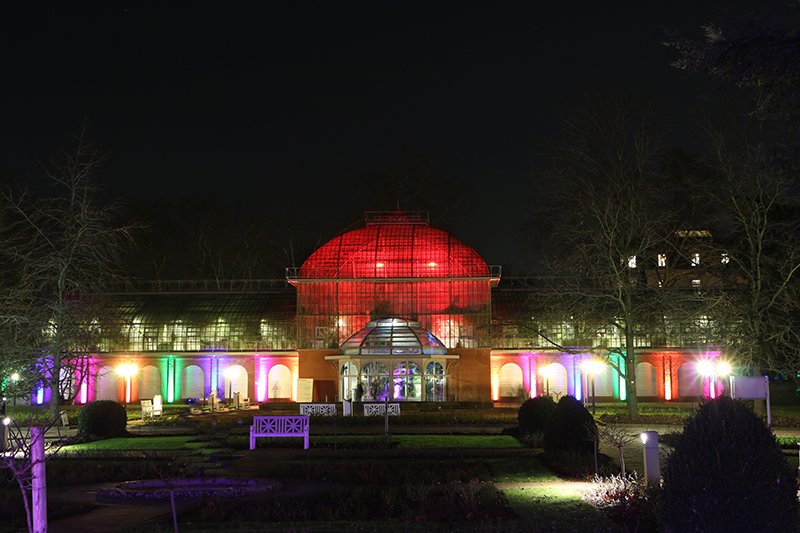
[67,212,721,407]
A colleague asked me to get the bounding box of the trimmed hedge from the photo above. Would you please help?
[518,395,556,436]
[77,400,128,440]
[543,395,595,454]
[659,396,799,532]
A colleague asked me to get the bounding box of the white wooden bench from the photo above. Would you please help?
[141,395,163,420]
[299,403,336,416]
[250,415,310,450]
[364,403,400,417]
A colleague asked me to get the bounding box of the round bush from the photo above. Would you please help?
[78,400,128,440]
[518,395,556,436]
[543,395,596,454]
[659,396,798,533]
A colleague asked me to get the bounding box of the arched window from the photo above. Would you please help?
[636,363,658,397]
[268,365,292,399]
[499,363,523,398]
[361,361,390,401]
[541,363,567,399]
[678,363,698,398]
[95,366,118,401]
[181,365,204,400]
[425,361,446,402]
[140,365,161,399]
[393,361,421,401]
[224,364,248,399]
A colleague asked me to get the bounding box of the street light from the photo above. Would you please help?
[224,367,238,400]
[116,364,138,405]
[697,359,725,399]
[539,364,557,398]
[716,362,732,396]
[582,360,605,415]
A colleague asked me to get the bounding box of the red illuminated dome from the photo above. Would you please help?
[297,212,489,279]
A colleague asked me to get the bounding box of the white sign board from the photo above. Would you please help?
[731,375,771,425]
[296,378,314,403]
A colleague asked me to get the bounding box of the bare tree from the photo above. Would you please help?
[0,130,137,419]
[530,89,708,418]
[703,118,800,377]
[0,416,70,533]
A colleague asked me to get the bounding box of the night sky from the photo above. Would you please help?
[1,1,787,273]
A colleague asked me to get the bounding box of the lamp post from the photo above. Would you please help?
[539,364,556,398]
[640,431,660,486]
[116,364,138,405]
[224,367,238,400]
[582,361,604,415]
[716,362,731,396]
[9,373,19,406]
[697,359,720,399]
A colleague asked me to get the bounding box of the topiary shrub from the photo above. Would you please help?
[659,396,799,533]
[543,395,596,455]
[518,395,556,437]
[77,400,128,440]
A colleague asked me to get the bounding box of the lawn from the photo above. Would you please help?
[47,433,613,532]
[504,487,619,532]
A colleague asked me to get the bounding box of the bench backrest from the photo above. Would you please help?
[364,403,401,416]
[299,404,337,416]
[251,415,309,436]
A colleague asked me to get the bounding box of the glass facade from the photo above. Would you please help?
[104,291,297,352]
[289,212,497,349]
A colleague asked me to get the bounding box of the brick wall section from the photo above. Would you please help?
[298,349,339,402]
[448,348,492,402]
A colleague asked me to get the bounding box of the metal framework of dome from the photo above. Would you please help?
[339,317,447,356]
[294,211,490,280]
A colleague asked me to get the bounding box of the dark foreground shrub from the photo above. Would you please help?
[543,395,596,455]
[77,400,128,440]
[659,396,799,533]
[518,395,556,437]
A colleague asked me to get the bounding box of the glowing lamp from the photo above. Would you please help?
[116,364,138,378]
[116,364,138,404]
[376,262,384,268]
[640,433,648,444]
[2,417,9,426]
[539,364,557,397]
[716,362,731,376]
[224,367,239,399]
[539,364,556,378]
[582,361,605,374]
[696,360,715,376]
[428,262,437,267]
[10,373,19,382]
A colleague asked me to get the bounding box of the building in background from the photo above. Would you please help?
[51,212,723,407]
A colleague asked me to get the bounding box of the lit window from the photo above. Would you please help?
[692,279,701,287]
[657,254,666,267]
[628,256,637,268]
[691,253,700,267]
[721,253,729,265]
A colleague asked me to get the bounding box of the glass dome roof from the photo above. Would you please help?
[297,213,489,280]
[339,317,447,356]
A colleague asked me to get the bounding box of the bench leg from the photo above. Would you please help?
[250,434,255,450]
[304,433,309,450]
